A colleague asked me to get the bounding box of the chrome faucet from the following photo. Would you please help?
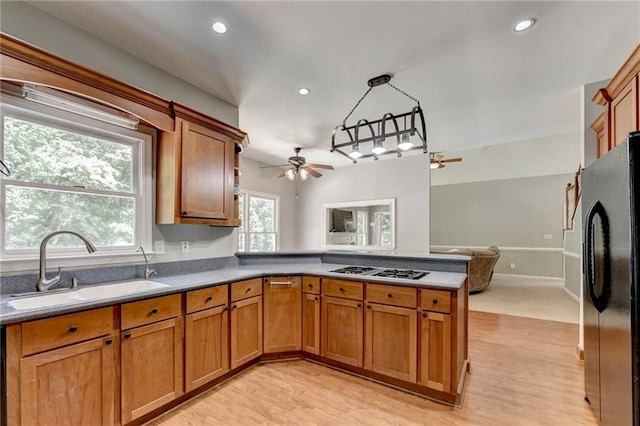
[137,246,157,279]
[37,231,97,292]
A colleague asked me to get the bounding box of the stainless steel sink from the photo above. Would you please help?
[8,280,170,310]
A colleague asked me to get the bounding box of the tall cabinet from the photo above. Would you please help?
[592,44,640,158]
[156,102,248,226]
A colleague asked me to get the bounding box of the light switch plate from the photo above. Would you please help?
[154,240,165,255]
[181,241,189,253]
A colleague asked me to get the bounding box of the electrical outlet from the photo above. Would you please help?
[181,241,189,253]
[154,240,165,255]
[543,234,553,240]
[510,262,516,270]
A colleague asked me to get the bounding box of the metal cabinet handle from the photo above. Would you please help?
[314,296,318,301]
[422,313,427,318]
[182,210,189,216]
[68,325,78,333]
[270,280,293,287]
[245,287,251,293]
[432,299,438,304]
[224,306,229,311]
[206,296,213,302]
[366,305,371,309]
[105,338,113,345]
[151,308,159,314]
[124,333,131,339]
[339,287,345,292]
[233,304,237,309]
[387,293,393,298]
[308,283,313,288]
[357,303,362,307]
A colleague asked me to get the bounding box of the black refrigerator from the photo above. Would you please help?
[583,131,639,426]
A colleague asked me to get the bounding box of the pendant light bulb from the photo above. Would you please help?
[398,133,413,151]
[285,168,296,181]
[348,145,363,159]
[299,168,309,181]
[372,138,386,155]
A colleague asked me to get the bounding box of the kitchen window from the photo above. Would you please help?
[237,190,279,252]
[0,94,152,265]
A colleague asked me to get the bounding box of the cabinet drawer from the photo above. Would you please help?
[121,294,182,330]
[366,283,417,308]
[302,276,321,294]
[231,278,263,302]
[186,284,229,313]
[22,307,114,356]
[322,279,363,301]
[420,289,451,314]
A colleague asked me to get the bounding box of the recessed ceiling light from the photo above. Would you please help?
[513,18,536,32]
[298,88,311,96]
[212,22,227,34]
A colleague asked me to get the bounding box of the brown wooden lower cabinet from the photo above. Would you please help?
[230,295,263,369]
[19,335,117,426]
[321,296,363,367]
[263,276,301,353]
[120,317,184,424]
[419,311,452,393]
[184,304,230,392]
[303,293,321,355]
[364,303,417,383]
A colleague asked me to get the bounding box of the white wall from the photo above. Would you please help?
[237,157,298,251]
[295,154,430,253]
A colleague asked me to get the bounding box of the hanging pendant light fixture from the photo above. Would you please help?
[331,74,428,163]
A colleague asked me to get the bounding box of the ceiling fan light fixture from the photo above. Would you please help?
[299,168,309,180]
[397,133,414,151]
[371,138,386,155]
[298,87,310,96]
[429,162,440,170]
[285,168,296,181]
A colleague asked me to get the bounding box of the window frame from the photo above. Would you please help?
[237,189,280,253]
[0,93,153,273]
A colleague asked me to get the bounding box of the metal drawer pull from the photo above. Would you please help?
[270,280,293,287]
[105,339,113,345]
[308,283,313,288]
[422,313,427,318]
[124,332,131,339]
[432,298,438,304]
[357,303,362,307]
[387,293,393,298]
[245,287,252,293]
[224,306,229,311]
[339,287,345,292]
[206,296,213,302]
[314,296,318,301]
[68,325,78,333]
[151,308,159,314]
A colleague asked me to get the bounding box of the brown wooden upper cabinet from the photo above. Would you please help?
[592,44,640,158]
[156,102,248,226]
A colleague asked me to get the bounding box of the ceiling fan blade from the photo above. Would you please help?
[303,166,322,178]
[277,171,287,178]
[305,163,334,170]
[433,154,444,162]
[439,163,446,169]
[441,157,463,163]
[260,164,290,169]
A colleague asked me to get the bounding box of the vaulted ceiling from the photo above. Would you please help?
[27,1,640,167]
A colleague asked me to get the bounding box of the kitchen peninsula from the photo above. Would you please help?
[0,251,469,426]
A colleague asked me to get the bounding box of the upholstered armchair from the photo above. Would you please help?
[431,246,501,293]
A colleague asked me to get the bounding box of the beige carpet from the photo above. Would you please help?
[468,274,580,324]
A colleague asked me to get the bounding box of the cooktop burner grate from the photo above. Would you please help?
[372,269,429,280]
[329,266,377,275]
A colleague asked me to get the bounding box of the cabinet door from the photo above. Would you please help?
[364,303,417,383]
[303,293,321,355]
[185,305,230,392]
[321,296,363,367]
[419,311,452,393]
[611,77,638,147]
[263,277,302,353]
[121,317,184,424]
[181,120,234,220]
[230,295,263,369]
[19,336,117,426]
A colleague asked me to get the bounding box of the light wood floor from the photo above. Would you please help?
[147,311,596,426]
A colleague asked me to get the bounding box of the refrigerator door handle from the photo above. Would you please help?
[584,200,611,313]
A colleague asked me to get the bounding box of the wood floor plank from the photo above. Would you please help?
[147,311,596,426]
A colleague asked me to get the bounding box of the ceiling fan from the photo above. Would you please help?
[430,153,462,170]
[261,147,334,180]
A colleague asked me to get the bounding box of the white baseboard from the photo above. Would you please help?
[564,288,580,303]
[493,273,563,281]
